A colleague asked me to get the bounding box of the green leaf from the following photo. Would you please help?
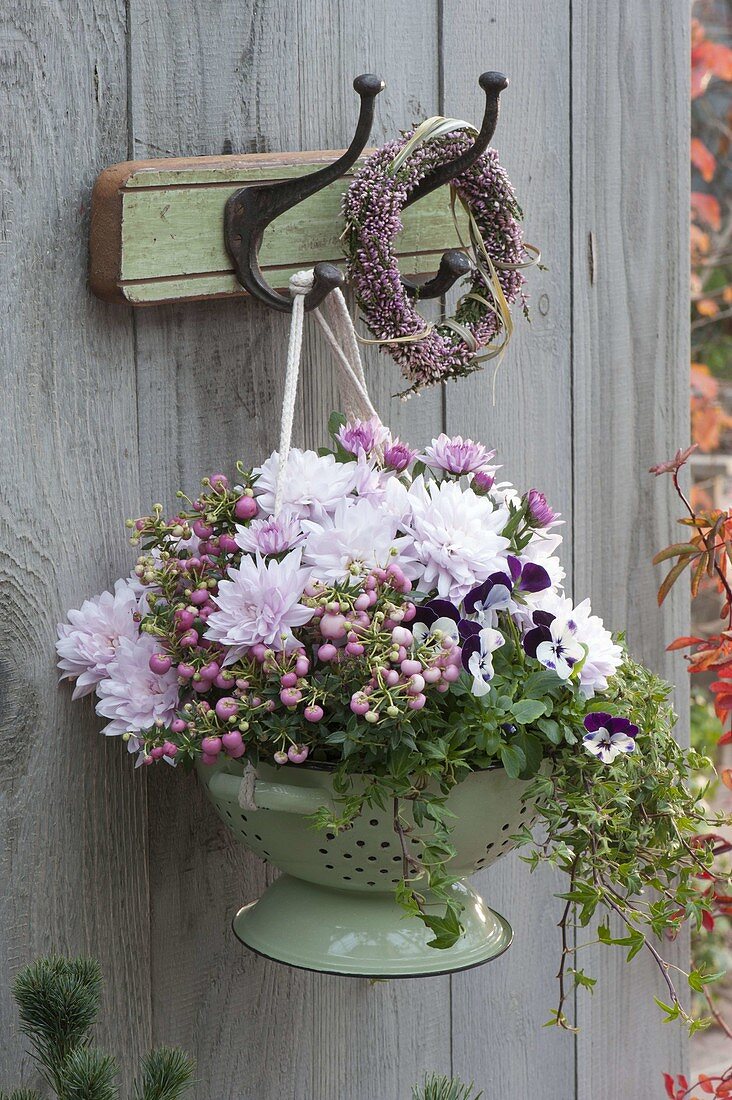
[327,411,347,439]
[500,743,526,779]
[651,542,701,564]
[510,699,546,724]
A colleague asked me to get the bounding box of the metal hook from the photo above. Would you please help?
[225,74,385,313]
[401,71,509,301]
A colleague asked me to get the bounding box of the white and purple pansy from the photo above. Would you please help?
[411,598,463,646]
[463,556,552,625]
[522,610,585,680]
[582,713,639,763]
[460,626,505,696]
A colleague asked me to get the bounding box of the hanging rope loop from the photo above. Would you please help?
[273,269,384,516]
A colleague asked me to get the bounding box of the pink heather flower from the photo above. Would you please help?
[422,434,496,476]
[205,549,314,661]
[96,633,179,739]
[401,477,510,601]
[56,579,141,699]
[383,438,418,473]
[254,449,357,519]
[526,488,558,528]
[337,416,391,457]
[301,497,413,584]
[235,508,303,555]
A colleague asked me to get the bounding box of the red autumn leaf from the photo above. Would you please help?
[718,728,732,746]
[698,1074,716,1095]
[667,636,705,651]
[702,909,716,931]
[720,769,732,791]
[691,191,722,231]
[664,1073,678,1099]
[691,138,717,182]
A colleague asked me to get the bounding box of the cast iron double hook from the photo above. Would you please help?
[224,71,508,313]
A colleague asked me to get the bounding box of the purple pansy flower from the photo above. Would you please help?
[523,610,584,680]
[525,489,557,529]
[582,713,639,763]
[460,626,505,696]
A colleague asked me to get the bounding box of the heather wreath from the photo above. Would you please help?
[58,415,726,1028]
[342,125,534,393]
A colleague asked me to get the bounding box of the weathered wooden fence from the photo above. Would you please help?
[0,2,689,1097]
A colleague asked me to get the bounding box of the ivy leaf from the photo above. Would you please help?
[422,907,464,950]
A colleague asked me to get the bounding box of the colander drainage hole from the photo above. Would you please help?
[392,856,401,863]
[356,840,365,847]
[355,867,364,872]
[367,881,376,886]
[367,856,377,862]
[486,842,494,851]
[379,868,388,875]
[326,832,336,840]
[319,848,328,855]
[369,819,379,826]
[501,822,510,831]
[325,864,334,870]
[240,813,248,822]
[254,834,263,841]
[343,853,352,859]
[520,805,528,815]
[380,841,390,848]
[343,875,351,881]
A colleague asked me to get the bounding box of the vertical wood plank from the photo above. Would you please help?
[0,0,149,1089]
[441,3,576,1097]
[571,3,691,1095]
[129,3,450,1096]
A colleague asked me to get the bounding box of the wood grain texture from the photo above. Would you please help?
[129,3,447,1097]
[0,0,150,1091]
[441,4,577,1097]
[571,3,691,1095]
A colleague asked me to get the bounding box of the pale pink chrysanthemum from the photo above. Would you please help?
[422,434,496,476]
[56,579,141,699]
[95,633,179,740]
[205,549,314,661]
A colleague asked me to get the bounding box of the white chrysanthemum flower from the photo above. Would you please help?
[56,579,141,699]
[205,549,314,661]
[301,497,413,584]
[254,449,357,519]
[401,477,510,602]
[96,634,179,739]
[529,591,622,697]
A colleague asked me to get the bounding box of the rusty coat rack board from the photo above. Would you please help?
[89,72,508,310]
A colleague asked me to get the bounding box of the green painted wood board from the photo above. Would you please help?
[91,152,468,304]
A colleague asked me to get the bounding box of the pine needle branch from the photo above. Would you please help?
[132,1048,195,1100]
[412,1074,483,1100]
[58,1048,118,1100]
[12,957,102,1095]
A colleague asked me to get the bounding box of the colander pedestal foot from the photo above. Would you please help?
[232,874,513,977]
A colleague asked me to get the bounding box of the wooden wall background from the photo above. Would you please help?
[0,2,689,1097]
